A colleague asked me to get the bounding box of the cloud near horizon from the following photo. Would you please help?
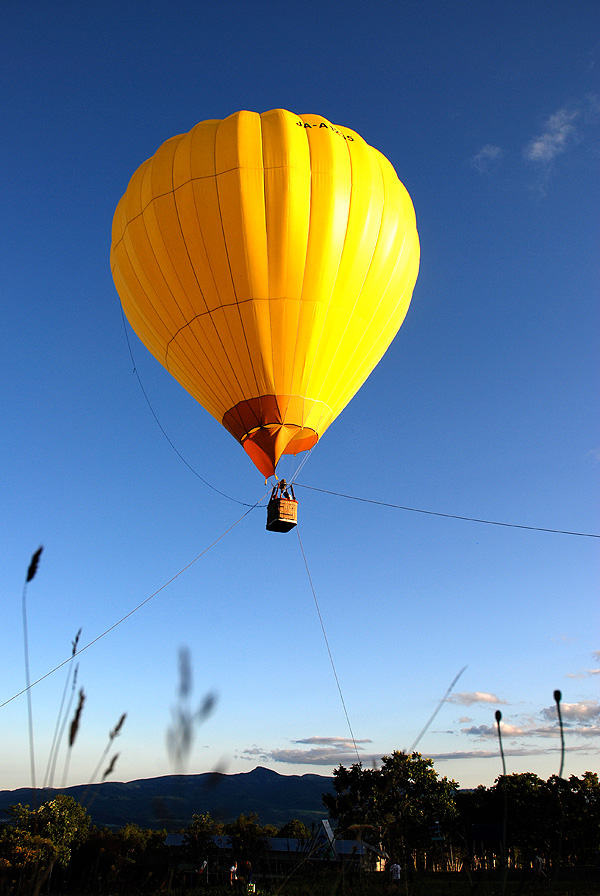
[240,698,600,770]
[449,692,506,706]
[240,735,379,767]
[241,746,381,766]
[427,742,598,763]
[241,739,600,769]
[292,736,372,747]
[542,700,600,725]
[462,722,526,738]
[566,668,600,679]
[458,701,600,746]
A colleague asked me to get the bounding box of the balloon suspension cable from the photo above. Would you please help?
[120,307,256,507]
[288,446,315,486]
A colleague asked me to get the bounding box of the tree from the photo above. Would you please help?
[323,751,459,867]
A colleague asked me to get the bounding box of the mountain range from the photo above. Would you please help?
[0,766,334,831]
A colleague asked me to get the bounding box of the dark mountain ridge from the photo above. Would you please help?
[0,766,334,831]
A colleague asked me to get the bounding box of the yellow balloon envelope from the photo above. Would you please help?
[110,109,420,478]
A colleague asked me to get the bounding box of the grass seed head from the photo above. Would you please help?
[26,546,43,582]
[102,753,120,781]
[110,713,127,740]
[69,689,86,747]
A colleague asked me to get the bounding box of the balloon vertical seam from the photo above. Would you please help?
[214,115,261,404]
[298,116,351,411]
[167,132,246,415]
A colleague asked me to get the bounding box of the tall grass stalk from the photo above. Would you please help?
[553,688,566,890]
[554,689,565,779]
[22,546,43,801]
[495,710,508,896]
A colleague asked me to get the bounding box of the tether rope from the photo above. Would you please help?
[1,499,265,709]
[296,483,600,538]
[296,527,361,764]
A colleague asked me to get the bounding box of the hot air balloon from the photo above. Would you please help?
[111,109,420,528]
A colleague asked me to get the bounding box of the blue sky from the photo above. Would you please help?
[1,0,598,796]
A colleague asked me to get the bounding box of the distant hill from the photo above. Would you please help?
[0,766,334,831]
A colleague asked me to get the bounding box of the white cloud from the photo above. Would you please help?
[449,692,506,706]
[240,735,378,767]
[429,747,533,761]
[553,633,578,644]
[428,742,599,762]
[566,668,600,679]
[241,746,381,766]
[524,96,599,168]
[542,700,600,725]
[455,701,600,745]
[524,107,580,163]
[240,714,600,768]
[462,723,525,738]
[293,736,372,747]
[470,144,503,173]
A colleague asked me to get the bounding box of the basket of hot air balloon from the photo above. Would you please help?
[266,480,298,533]
[111,109,420,527]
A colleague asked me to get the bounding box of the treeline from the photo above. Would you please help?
[324,751,600,871]
[0,795,310,894]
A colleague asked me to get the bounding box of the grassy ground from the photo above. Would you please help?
[157,869,600,896]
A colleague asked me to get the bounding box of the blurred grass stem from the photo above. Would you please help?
[43,630,81,790]
[22,579,36,797]
[47,664,79,789]
[89,713,126,783]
